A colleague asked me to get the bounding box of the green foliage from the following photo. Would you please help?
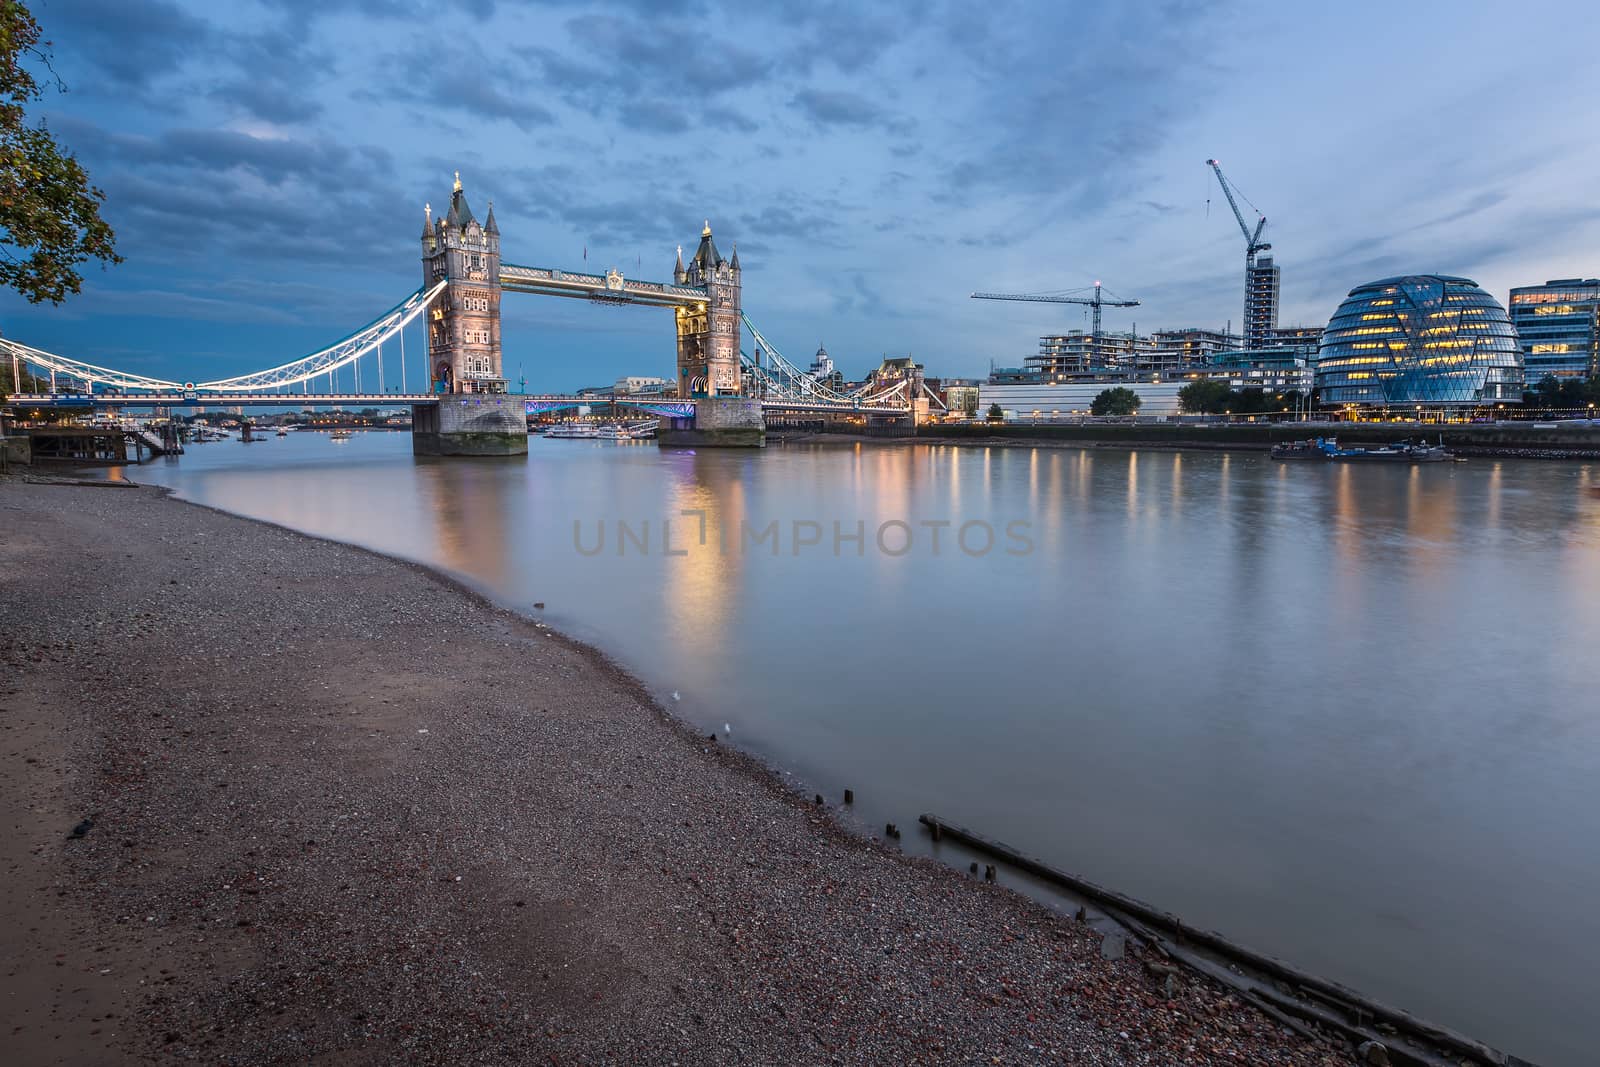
[1177,378,1231,414]
[986,402,1004,421]
[1,1,122,304]
[1522,375,1600,410]
[1090,387,1141,417]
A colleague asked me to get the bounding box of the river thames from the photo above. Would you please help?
[122,432,1600,1065]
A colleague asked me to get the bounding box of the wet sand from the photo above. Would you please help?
[0,480,1353,1064]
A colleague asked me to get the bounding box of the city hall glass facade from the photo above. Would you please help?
[1508,278,1600,386]
[1316,275,1522,406]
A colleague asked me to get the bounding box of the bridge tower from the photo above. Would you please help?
[659,221,762,446]
[674,222,741,397]
[421,173,504,395]
[412,173,525,456]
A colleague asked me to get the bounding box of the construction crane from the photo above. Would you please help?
[970,283,1140,368]
[1207,158,1271,349]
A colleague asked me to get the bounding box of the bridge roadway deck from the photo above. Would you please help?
[7,393,907,414]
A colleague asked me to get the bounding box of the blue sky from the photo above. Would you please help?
[6,0,1599,391]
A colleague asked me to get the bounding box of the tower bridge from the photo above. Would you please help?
[2,174,923,455]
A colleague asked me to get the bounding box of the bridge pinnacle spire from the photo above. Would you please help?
[702,220,712,237]
[453,170,463,193]
[730,241,739,271]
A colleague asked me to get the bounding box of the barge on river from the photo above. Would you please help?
[1271,437,1456,463]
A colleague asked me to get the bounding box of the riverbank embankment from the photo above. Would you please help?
[0,480,1362,1064]
[908,421,1600,459]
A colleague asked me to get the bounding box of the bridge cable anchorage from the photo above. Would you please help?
[0,281,447,395]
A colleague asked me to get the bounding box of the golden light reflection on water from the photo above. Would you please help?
[415,461,517,588]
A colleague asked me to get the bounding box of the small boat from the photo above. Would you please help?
[543,423,599,439]
[276,428,289,437]
[1272,436,1454,463]
[330,429,353,441]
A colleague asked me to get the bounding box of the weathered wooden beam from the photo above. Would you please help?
[918,813,1516,1067]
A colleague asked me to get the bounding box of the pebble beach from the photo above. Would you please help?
[0,480,1355,1065]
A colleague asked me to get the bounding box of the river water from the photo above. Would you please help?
[121,431,1600,1064]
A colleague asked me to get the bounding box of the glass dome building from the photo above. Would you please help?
[1316,275,1523,406]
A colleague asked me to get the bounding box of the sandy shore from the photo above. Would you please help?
[0,480,1353,1065]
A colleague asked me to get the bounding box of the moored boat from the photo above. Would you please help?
[1272,436,1455,463]
[543,423,600,439]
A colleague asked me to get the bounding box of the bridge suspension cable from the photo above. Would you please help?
[739,313,915,411]
[0,281,445,394]
[741,313,869,406]
[188,281,445,392]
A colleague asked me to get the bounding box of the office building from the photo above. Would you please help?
[1508,278,1600,386]
[1316,275,1522,406]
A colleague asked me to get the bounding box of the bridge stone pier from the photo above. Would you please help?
[413,174,527,457]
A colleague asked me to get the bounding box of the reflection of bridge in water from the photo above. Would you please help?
[4,175,940,451]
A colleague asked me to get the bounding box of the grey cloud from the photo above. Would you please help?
[565,15,770,91]
[40,0,211,91]
[81,124,353,186]
[211,80,323,125]
[790,89,908,132]
[387,44,556,132]
[740,203,837,242]
[619,100,691,135]
[255,0,496,17]
[207,26,338,126]
[765,2,911,75]
[704,106,759,133]
[932,3,1227,212]
[1405,189,1509,234]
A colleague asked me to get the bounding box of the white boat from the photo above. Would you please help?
[330,429,352,441]
[543,424,599,439]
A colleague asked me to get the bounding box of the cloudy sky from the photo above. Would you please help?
[6,0,1598,391]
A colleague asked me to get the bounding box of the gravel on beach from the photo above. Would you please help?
[0,481,1355,1065]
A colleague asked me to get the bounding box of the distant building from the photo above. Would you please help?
[1200,348,1314,393]
[1508,278,1600,386]
[979,379,1186,418]
[1265,325,1322,359]
[938,378,982,416]
[1244,256,1281,350]
[613,375,671,395]
[1316,275,1522,407]
[1147,327,1235,374]
[801,345,845,390]
[1030,331,1148,376]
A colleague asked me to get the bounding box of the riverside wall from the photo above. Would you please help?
[911,420,1600,457]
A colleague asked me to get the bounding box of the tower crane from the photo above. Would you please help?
[1207,158,1271,349]
[970,283,1140,368]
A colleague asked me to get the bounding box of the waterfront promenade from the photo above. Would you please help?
[0,480,1352,1065]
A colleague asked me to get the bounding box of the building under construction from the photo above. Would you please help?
[1245,256,1281,349]
[1208,160,1281,351]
